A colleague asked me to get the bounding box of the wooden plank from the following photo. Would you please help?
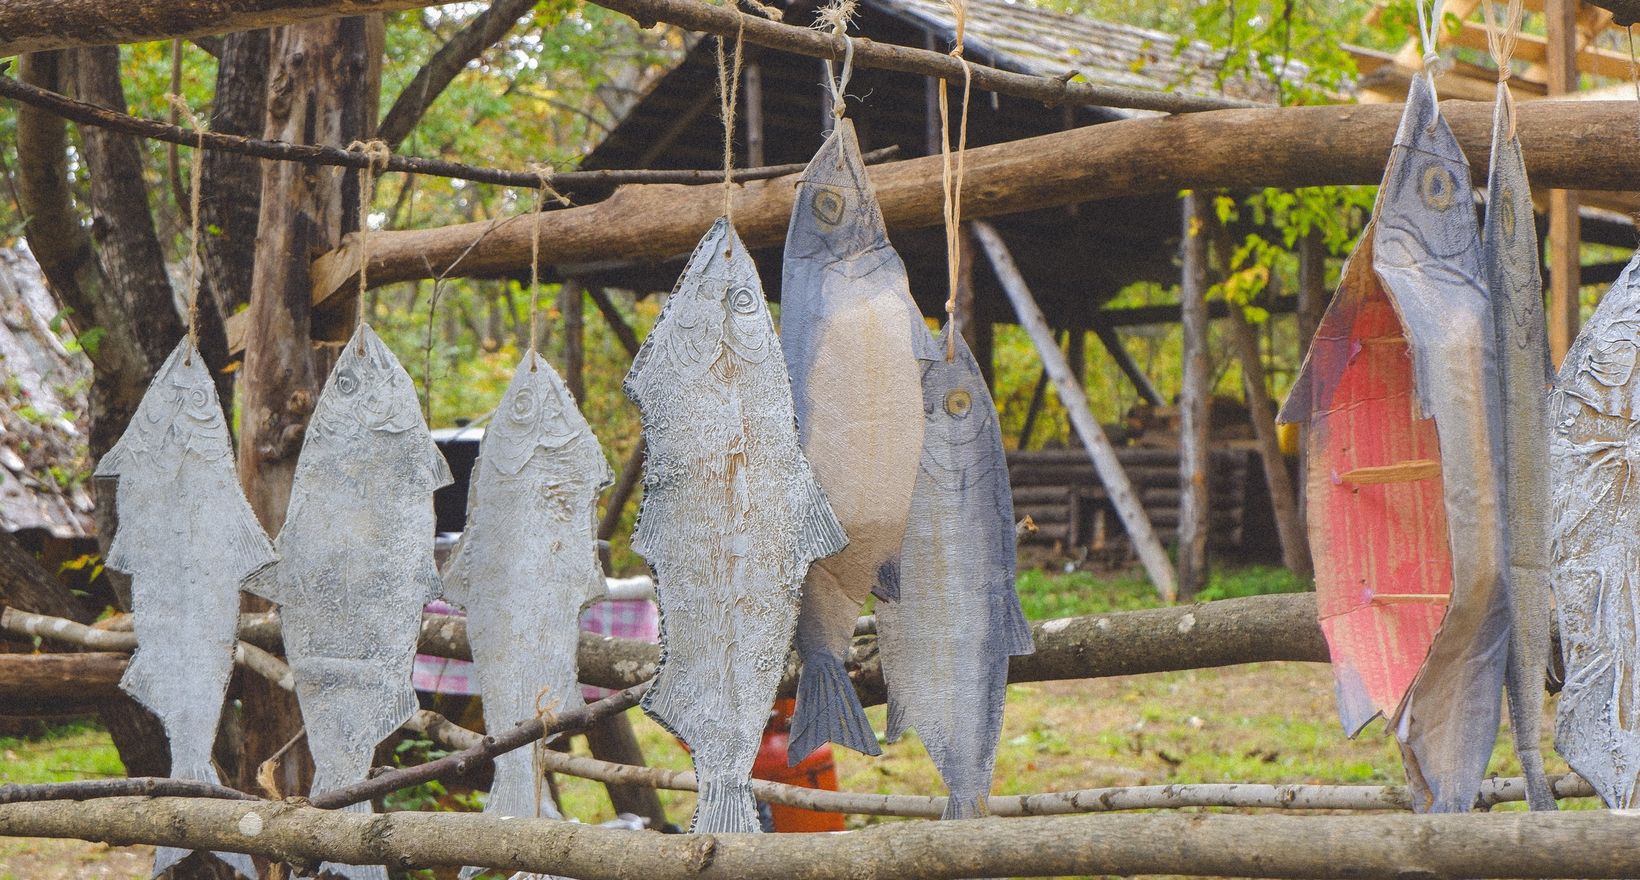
[1091,324,1165,406]
[973,220,1177,601]
[1338,459,1442,485]
[1547,0,1584,366]
[1178,194,1212,600]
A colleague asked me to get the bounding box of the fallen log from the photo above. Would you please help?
[298,99,1640,313]
[4,795,1640,879]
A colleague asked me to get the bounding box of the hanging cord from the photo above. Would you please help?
[816,0,858,119]
[939,0,973,361]
[533,690,560,820]
[347,139,392,351]
[715,13,747,234]
[165,93,207,365]
[523,163,568,369]
[1415,0,1447,91]
[1482,0,1524,139]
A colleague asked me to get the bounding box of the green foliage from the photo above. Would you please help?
[0,722,125,785]
[1193,564,1310,602]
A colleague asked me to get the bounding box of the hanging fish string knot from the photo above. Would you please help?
[1415,0,1447,111]
[164,92,208,364]
[1482,0,1524,140]
[715,8,747,243]
[532,689,561,819]
[814,0,858,119]
[827,34,856,120]
[524,162,566,368]
[938,0,973,361]
[346,138,392,353]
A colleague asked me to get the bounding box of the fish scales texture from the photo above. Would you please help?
[1481,81,1557,812]
[94,339,272,880]
[782,118,938,762]
[1368,75,1509,813]
[625,217,846,833]
[442,351,612,880]
[1552,250,1640,808]
[877,327,1034,820]
[246,324,451,880]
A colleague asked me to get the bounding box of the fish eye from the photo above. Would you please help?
[944,389,972,418]
[335,370,358,395]
[812,189,845,227]
[727,286,758,315]
[1419,164,1456,211]
[189,387,210,409]
[510,389,537,421]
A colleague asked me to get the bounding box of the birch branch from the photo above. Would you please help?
[4,796,1640,879]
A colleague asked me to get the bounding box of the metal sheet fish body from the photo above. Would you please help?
[246,324,451,880]
[876,327,1033,820]
[1279,75,1508,813]
[1481,83,1557,812]
[1552,250,1640,808]
[625,218,846,833]
[442,351,612,876]
[94,339,271,880]
[782,118,938,762]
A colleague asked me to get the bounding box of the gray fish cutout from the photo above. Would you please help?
[876,326,1033,820]
[442,351,612,880]
[1366,74,1509,813]
[625,217,847,833]
[244,323,451,880]
[1552,250,1640,808]
[1481,82,1557,813]
[94,339,271,880]
[782,117,939,763]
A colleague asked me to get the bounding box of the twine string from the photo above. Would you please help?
[1416,0,1446,86]
[164,93,206,364]
[526,163,558,369]
[1482,0,1524,139]
[715,15,747,233]
[826,35,856,119]
[939,0,973,361]
[347,139,392,351]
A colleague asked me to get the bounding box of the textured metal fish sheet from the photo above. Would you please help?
[1481,82,1557,813]
[876,326,1034,820]
[782,118,938,763]
[1280,74,1508,814]
[94,339,272,880]
[1552,250,1640,809]
[442,352,612,878]
[246,324,451,880]
[625,217,847,834]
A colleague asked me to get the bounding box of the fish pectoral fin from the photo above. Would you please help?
[871,559,901,602]
[797,477,849,566]
[992,588,1035,657]
[438,541,470,609]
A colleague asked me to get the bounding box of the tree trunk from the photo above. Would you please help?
[1177,193,1212,601]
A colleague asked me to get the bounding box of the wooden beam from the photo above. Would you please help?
[1226,306,1312,579]
[1177,194,1212,601]
[973,221,1177,601]
[1547,0,1583,366]
[0,0,459,57]
[287,99,1640,329]
[744,61,764,169]
[1091,324,1165,406]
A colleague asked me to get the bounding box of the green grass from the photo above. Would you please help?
[1013,563,1310,619]
[0,721,124,785]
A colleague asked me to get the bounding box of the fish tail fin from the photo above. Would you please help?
[789,649,879,765]
[691,777,759,833]
[941,791,987,820]
[872,558,900,602]
[993,589,1036,657]
[153,762,259,880]
[1505,649,1558,812]
[884,693,908,743]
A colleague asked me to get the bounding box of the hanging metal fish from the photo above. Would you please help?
[1481,82,1557,812]
[782,117,940,763]
[876,325,1033,819]
[1279,73,1508,813]
[442,350,612,879]
[625,217,847,833]
[245,324,451,880]
[94,339,271,880]
[1552,251,1640,808]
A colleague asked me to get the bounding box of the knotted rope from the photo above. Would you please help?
[164,93,207,365]
[939,0,973,360]
[347,139,392,350]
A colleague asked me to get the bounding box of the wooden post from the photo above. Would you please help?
[1066,328,1086,386]
[560,279,585,401]
[1017,329,1065,450]
[744,61,764,167]
[1092,323,1165,406]
[973,221,1177,601]
[1227,307,1312,578]
[1547,0,1582,365]
[1177,193,1212,601]
[1296,229,1326,362]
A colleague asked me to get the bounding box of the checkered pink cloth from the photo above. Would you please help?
[412,598,660,701]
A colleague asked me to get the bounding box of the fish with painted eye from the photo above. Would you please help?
[782,117,939,763]
[94,339,274,880]
[625,217,846,834]
[875,326,1033,821]
[442,351,612,879]
[246,323,451,880]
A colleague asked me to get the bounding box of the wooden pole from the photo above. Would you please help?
[973,221,1176,600]
[1296,230,1326,362]
[1178,194,1212,601]
[1227,306,1312,578]
[1092,323,1165,406]
[559,279,585,401]
[1546,0,1583,366]
[744,61,764,168]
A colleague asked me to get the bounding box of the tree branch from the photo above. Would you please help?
[5,796,1640,879]
[376,0,536,150]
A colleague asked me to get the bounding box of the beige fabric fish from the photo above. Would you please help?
[626,217,847,833]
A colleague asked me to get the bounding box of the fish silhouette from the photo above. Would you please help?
[1481,81,1557,812]
[876,326,1033,819]
[1552,251,1640,808]
[442,351,612,879]
[245,324,451,880]
[782,117,939,763]
[625,217,846,833]
[95,339,272,880]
